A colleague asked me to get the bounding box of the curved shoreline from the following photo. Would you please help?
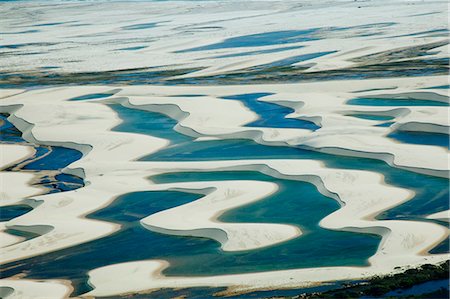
[0,77,448,297]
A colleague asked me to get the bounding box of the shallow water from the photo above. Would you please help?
[1,3,448,296]
[347,97,449,106]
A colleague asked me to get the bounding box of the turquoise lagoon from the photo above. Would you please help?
[2,98,447,297]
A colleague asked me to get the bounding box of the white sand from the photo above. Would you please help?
[0,0,448,297]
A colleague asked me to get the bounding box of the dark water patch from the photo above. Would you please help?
[122,22,157,30]
[223,93,319,130]
[176,29,321,52]
[110,103,192,145]
[430,238,449,254]
[23,146,82,171]
[68,92,117,101]
[375,121,395,127]
[0,173,380,296]
[353,87,398,93]
[347,97,449,106]
[0,113,84,193]
[385,279,449,297]
[0,205,33,222]
[0,190,206,293]
[345,114,394,121]
[39,173,85,194]
[0,42,54,50]
[0,113,25,143]
[115,107,450,233]
[388,131,449,149]
[424,85,450,90]
[3,228,41,243]
[40,66,60,70]
[311,261,449,299]
[116,46,147,51]
[0,30,40,34]
[33,22,66,27]
[152,171,381,275]
[211,45,304,59]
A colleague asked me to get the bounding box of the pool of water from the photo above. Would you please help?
[346,114,395,121]
[388,131,449,149]
[347,97,449,106]
[223,93,320,130]
[116,105,448,231]
[0,205,33,222]
[68,92,117,101]
[385,279,449,297]
[0,173,381,296]
[2,101,447,298]
[177,29,321,52]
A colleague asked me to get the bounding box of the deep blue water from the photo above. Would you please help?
[0,174,381,296]
[0,114,84,195]
[117,45,147,51]
[0,205,33,222]
[388,131,449,149]
[223,93,320,130]
[1,96,448,297]
[347,97,449,107]
[68,92,116,101]
[385,279,449,296]
[346,114,395,121]
[177,29,321,52]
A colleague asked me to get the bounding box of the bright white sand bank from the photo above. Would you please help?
[0,0,448,297]
[0,78,448,296]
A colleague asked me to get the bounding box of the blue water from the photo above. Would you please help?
[33,22,66,27]
[117,46,147,51]
[69,92,117,101]
[424,85,450,90]
[23,146,83,171]
[388,131,449,149]
[110,104,192,144]
[121,22,157,30]
[0,113,84,192]
[109,105,450,244]
[0,205,32,222]
[346,114,394,121]
[1,113,25,143]
[0,174,381,296]
[375,121,395,127]
[177,29,320,52]
[385,279,449,296]
[348,97,449,107]
[223,93,320,130]
[2,98,447,297]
